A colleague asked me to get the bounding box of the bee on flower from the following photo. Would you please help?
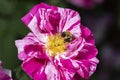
[15,3,99,80]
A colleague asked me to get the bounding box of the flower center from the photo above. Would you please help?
[46,31,74,57]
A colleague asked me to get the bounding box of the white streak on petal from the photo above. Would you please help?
[45,62,60,80]
[70,25,81,38]
[28,16,47,43]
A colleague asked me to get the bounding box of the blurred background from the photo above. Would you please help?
[0,0,119,80]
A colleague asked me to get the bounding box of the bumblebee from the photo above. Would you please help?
[61,31,74,43]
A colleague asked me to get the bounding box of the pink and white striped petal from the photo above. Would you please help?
[15,33,47,60]
[65,37,85,58]
[22,57,47,79]
[58,8,81,37]
[76,57,99,79]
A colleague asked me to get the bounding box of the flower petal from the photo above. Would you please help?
[60,58,79,70]
[76,44,98,59]
[58,8,81,37]
[59,68,75,80]
[45,62,61,80]
[22,3,61,40]
[81,25,94,44]
[73,73,82,80]
[22,57,47,80]
[76,57,99,79]
[21,3,50,26]
[66,37,85,58]
[27,16,48,43]
[15,33,47,60]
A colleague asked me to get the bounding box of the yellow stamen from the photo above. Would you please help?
[46,33,67,56]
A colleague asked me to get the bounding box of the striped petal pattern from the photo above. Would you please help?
[15,3,99,80]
